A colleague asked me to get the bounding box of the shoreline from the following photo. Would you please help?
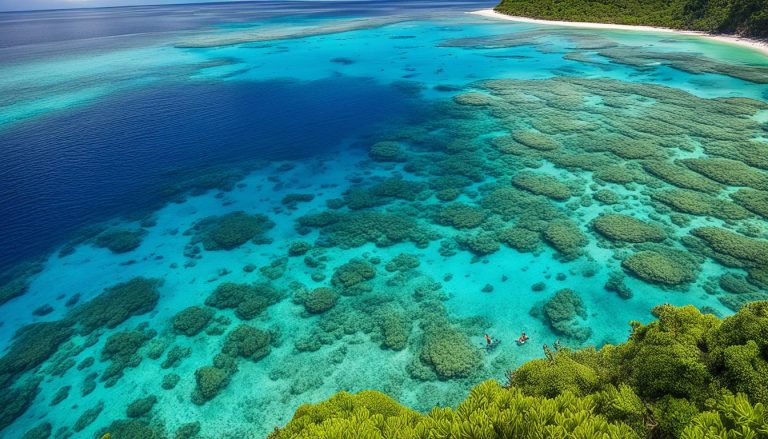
[470,9,768,58]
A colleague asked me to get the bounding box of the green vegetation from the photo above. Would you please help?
[494,0,768,38]
[272,302,768,438]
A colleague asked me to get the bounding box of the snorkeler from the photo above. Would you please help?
[484,334,493,346]
[516,332,529,344]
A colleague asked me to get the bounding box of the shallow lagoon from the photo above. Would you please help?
[2,1,768,437]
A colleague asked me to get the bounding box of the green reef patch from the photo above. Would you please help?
[622,248,699,286]
[187,211,274,251]
[591,214,666,243]
[72,277,161,334]
[93,228,146,254]
[205,282,283,320]
[298,210,436,248]
[512,172,573,201]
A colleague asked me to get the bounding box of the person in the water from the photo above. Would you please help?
[484,334,493,346]
[516,332,529,344]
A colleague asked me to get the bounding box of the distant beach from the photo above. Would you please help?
[472,9,768,58]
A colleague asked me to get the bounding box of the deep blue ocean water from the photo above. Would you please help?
[2,1,768,437]
[0,0,492,270]
[0,76,416,269]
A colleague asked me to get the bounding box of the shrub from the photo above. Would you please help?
[510,351,600,398]
[270,381,640,439]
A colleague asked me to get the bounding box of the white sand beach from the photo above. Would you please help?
[471,9,768,57]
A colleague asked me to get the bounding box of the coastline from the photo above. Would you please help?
[470,9,768,58]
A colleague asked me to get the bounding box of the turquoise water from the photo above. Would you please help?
[2,2,768,438]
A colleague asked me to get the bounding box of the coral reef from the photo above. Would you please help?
[0,321,73,378]
[512,172,573,201]
[73,401,104,432]
[543,219,588,260]
[652,189,751,220]
[188,211,274,251]
[302,288,339,314]
[221,324,272,362]
[331,259,376,296]
[591,214,666,243]
[691,227,768,267]
[369,141,406,162]
[192,366,232,405]
[126,395,157,418]
[418,323,482,379]
[72,277,161,334]
[94,229,145,254]
[287,241,312,256]
[300,210,436,248]
[384,253,420,273]
[433,203,486,229]
[205,282,282,320]
[172,306,214,336]
[622,249,698,286]
[100,328,155,384]
[537,288,592,342]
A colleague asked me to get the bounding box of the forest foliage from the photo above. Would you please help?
[494,0,768,38]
